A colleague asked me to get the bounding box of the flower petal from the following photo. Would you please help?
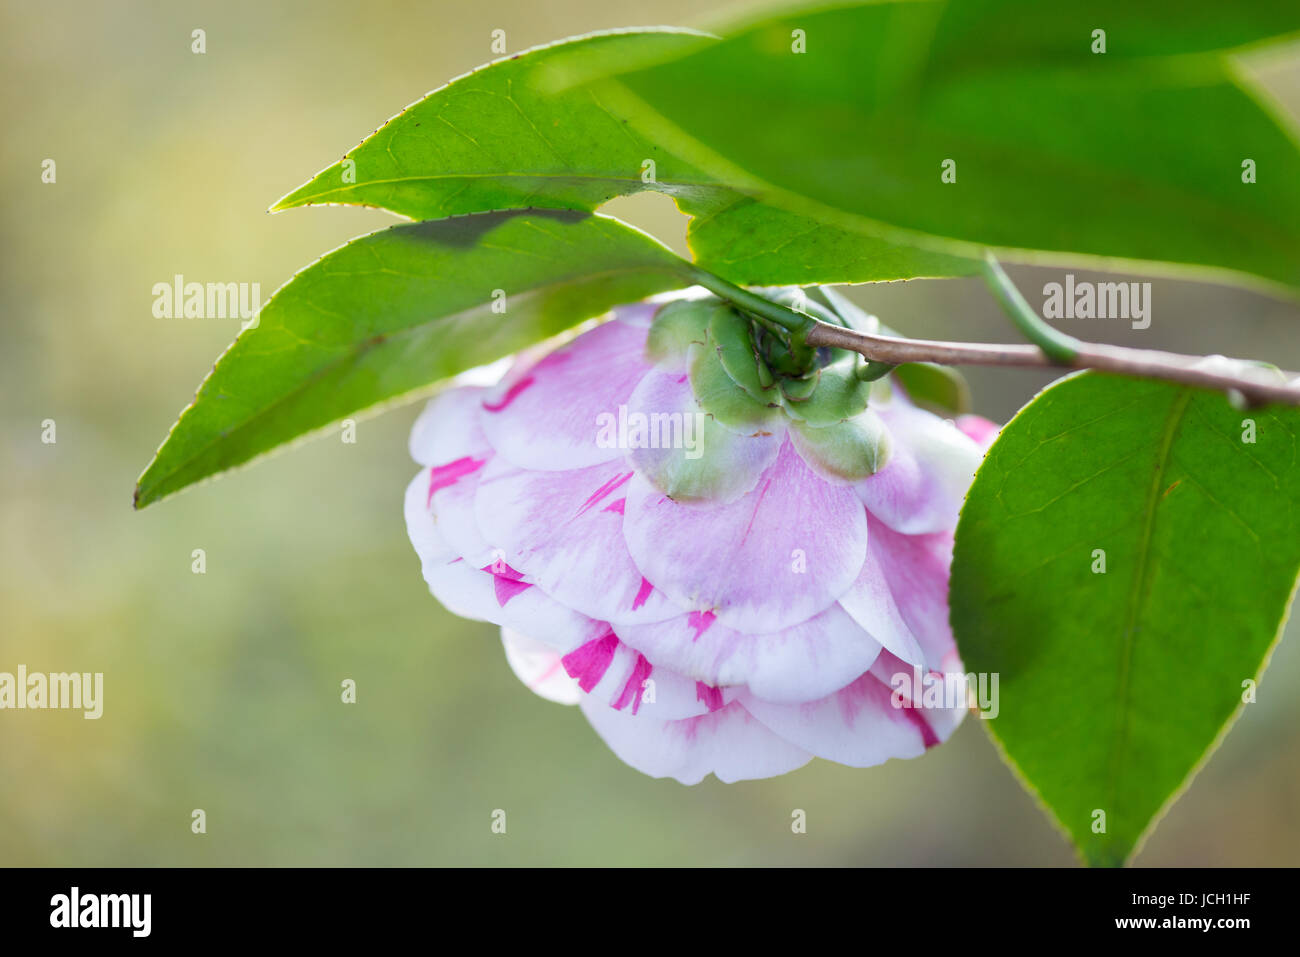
[409,385,490,468]
[837,524,929,668]
[957,413,1000,451]
[579,697,812,784]
[561,630,733,720]
[857,394,983,534]
[868,518,960,672]
[625,368,783,505]
[478,317,650,472]
[624,438,868,633]
[405,471,599,650]
[741,668,964,767]
[616,603,881,704]
[473,456,679,626]
[501,627,582,705]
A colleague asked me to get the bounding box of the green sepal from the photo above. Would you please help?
[789,411,891,482]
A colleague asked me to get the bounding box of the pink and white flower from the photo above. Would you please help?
[405,293,996,783]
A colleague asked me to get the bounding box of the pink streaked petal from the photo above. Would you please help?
[837,522,929,669]
[478,319,651,472]
[577,471,633,516]
[562,633,620,692]
[617,603,881,704]
[623,439,867,634]
[632,577,654,610]
[572,634,729,720]
[696,682,725,713]
[869,651,968,745]
[474,457,678,626]
[501,627,582,706]
[426,455,486,504]
[856,393,983,535]
[613,654,654,714]
[410,388,499,567]
[579,698,812,785]
[740,668,963,768]
[405,472,599,652]
[481,375,535,412]
[688,610,716,640]
[490,574,532,607]
[868,518,960,672]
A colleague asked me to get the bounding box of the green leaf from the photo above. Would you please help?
[679,193,979,285]
[604,2,1300,293]
[134,210,690,508]
[273,27,979,286]
[271,29,723,219]
[950,373,1300,866]
[925,0,1300,61]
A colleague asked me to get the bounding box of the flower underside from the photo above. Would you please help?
[405,286,996,784]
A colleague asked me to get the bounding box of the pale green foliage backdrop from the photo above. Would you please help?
[1,0,1298,864]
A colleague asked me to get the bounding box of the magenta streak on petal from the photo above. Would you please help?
[480,560,530,607]
[738,478,774,546]
[426,456,486,506]
[614,654,654,714]
[491,576,532,607]
[632,577,654,611]
[687,610,716,641]
[576,471,633,517]
[529,658,565,689]
[561,633,619,693]
[482,560,526,581]
[695,682,724,713]
[481,376,535,413]
[902,706,940,749]
[602,497,626,516]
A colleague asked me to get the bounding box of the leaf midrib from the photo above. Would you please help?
[1106,388,1192,839]
[279,171,721,210]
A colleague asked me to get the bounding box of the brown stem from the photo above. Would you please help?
[805,321,1300,407]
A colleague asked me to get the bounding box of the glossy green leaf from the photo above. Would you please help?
[274,27,979,286]
[950,373,1300,865]
[135,210,690,508]
[272,30,722,219]
[679,193,979,285]
[606,2,1300,293]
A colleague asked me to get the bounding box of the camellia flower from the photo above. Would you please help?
[404,289,996,783]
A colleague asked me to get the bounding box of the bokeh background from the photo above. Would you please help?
[2,0,1298,866]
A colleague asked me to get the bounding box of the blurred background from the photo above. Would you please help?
[2,0,1298,866]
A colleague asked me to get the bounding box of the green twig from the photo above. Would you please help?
[980,252,1083,363]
